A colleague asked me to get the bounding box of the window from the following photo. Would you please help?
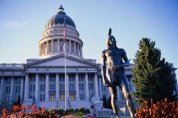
[59,74,64,81]
[79,93,85,100]
[50,84,55,91]
[53,40,58,52]
[79,74,84,81]
[5,86,10,93]
[88,74,94,81]
[29,74,35,82]
[59,84,65,91]
[69,74,75,82]
[40,84,45,91]
[29,94,35,99]
[60,93,65,101]
[49,74,56,82]
[40,94,45,101]
[59,39,64,51]
[15,86,20,93]
[79,45,81,56]
[30,84,35,92]
[66,40,69,52]
[71,41,74,52]
[69,84,75,91]
[48,41,52,53]
[50,78,55,82]
[70,93,75,101]
[79,84,84,91]
[14,78,21,84]
[5,96,10,101]
[59,77,64,81]
[4,78,11,84]
[39,74,45,82]
[89,83,93,91]
[50,94,56,101]
[76,43,78,54]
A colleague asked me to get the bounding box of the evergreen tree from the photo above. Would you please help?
[132,38,176,106]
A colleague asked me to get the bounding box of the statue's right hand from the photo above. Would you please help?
[103,77,110,87]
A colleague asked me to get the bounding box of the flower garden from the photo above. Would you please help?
[0,98,178,118]
[1,104,92,118]
[135,98,178,118]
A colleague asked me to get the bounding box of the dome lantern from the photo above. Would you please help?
[58,5,64,12]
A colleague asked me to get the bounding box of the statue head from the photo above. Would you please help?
[107,35,116,48]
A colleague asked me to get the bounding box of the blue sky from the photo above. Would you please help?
[0,0,178,75]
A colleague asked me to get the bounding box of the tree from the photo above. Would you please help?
[132,38,176,106]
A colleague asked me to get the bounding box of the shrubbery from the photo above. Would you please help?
[1,104,90,118]
[135,98,178,118]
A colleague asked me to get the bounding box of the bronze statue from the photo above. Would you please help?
[101,28,135,118]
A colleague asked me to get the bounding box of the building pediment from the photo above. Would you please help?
[26,55,97,68]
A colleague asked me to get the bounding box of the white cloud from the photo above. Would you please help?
[0,20,43,29]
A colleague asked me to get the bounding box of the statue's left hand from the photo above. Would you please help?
[125,60,130,67]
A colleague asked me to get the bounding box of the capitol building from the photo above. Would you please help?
[1,6,175,110]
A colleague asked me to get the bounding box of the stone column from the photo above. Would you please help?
[69,40,71,53]
[65,74,69,101]
[41,44,44,55]
[75,74,79,100]
[56,73,59,100]
[77,43,80,55]
[94,74,99,97]
[47,41,49,53]
[35,74,39,101]
[85,73,89,100]
[20,77,24,100]
[0,77,4,102]
[99,76,103,97]
[58,39,60,52]
[45,73,49,101]
[24,74,29,100]
[74,41,76,54]
[51,40,53,53]
[10,77,14,101]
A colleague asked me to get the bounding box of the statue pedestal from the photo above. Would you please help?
[90,97,103,109]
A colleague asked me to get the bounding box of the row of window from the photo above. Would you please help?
[5,86,21,93]
[39,93,79,101]
[3,82,94,94]
[29,83,81,92]
[28,74,95,82]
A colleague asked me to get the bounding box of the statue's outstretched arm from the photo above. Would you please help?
[101,51,110,87]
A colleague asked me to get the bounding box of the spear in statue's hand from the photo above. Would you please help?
[108,28,112,37]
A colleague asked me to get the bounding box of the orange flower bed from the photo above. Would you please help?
[135,98,178,118]
[1,104,58,118]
